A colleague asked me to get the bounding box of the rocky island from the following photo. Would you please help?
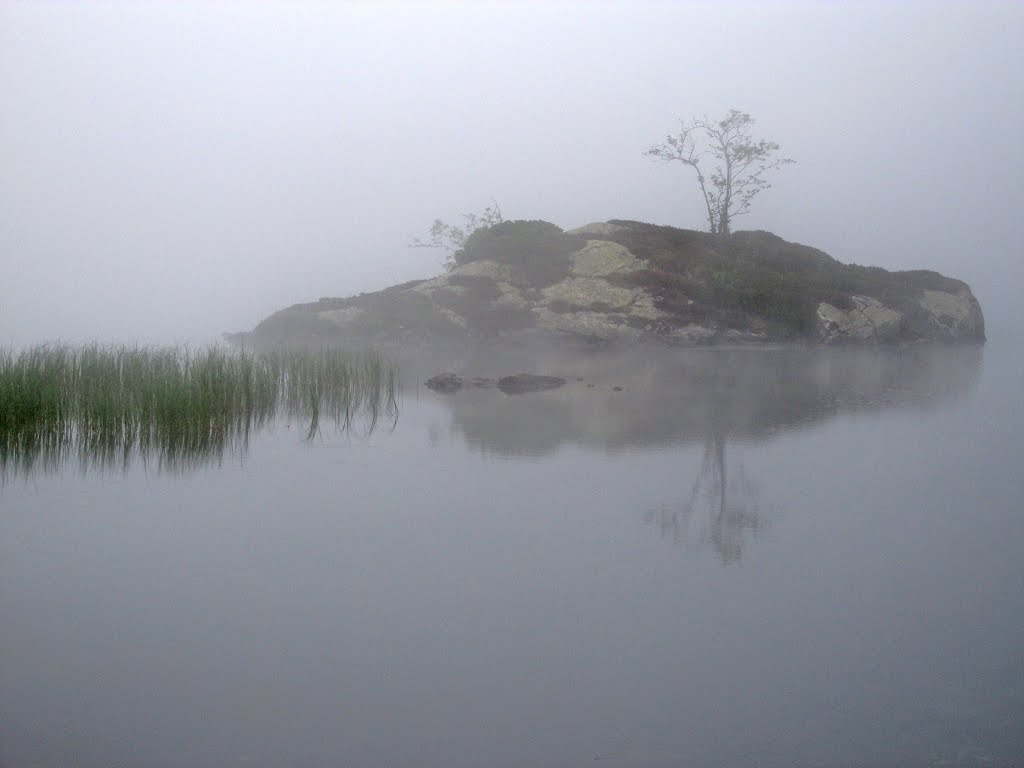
[236,220,985,347]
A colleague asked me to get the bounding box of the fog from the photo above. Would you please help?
[2,1,1022,347]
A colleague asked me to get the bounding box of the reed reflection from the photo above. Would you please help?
[0,345,398,477]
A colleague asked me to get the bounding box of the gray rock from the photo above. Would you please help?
[425,372,565,395]
[817,296,903,343]
[240,221,985,348]
[917,288,985,340]
[566,221,625,237]
[496,373,567,395]
[425,372,463,393]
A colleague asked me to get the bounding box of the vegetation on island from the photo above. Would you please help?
[413,108,793,270]
[454,219,586,285]
[0,345,398,476]
[270,108,979,347]
[600,222,971,338]
[410,200,505,271]
[644,109,794,236]
[262,214,982,346]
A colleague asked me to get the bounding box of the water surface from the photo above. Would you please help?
[2,339,1021,768]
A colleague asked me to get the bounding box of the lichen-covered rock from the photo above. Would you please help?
[569,240,647,277]
[535,307,644,340]
[817,296,903,343]
[917,289,985,341]
[240,220,985,347]
[542,277,641,312]
[566,221,626,238]
[815,289,984,345]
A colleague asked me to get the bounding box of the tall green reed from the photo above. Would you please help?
[0,344,398,477]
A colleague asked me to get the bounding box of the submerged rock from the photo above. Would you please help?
[496,373,566,394]
[425,372,565,395]
[424,372,463,393]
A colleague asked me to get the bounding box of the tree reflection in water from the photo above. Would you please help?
[647,428,763,563]
[418,341,982,561]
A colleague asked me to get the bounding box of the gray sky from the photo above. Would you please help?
[2,0,1022,346]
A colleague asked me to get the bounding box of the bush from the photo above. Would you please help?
[453,220,585,286]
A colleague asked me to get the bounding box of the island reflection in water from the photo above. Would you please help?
[3,340,1015,768]
[417,342,983,561]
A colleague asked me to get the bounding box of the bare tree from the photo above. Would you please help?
[410,200,503,271]
[645,109,793,235]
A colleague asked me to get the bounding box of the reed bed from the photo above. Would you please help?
[0,344,398,476]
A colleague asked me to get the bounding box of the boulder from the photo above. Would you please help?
[817,296,904,343]
[425,372,565,395]
[917,288,985,340]
[497,374,567,394]
[425,372,463,393]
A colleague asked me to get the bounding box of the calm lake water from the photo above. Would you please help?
[2,337,1022,768]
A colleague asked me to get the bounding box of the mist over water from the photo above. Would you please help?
[3,340,1022,767]
[2,3,1022,767]
[2,3,1023,345]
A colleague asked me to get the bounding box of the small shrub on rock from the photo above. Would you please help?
[453,220,585,286]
